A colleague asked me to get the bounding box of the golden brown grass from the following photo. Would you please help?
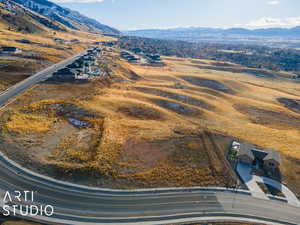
[1,52,300,190]
[0,19,114,92]
[5,112,55,134]
[92,56,300,189]
[0,24,114,63]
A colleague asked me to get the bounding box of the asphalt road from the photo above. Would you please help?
[0,150,299,225]
[0,52,299,225]
[0,51,84,107]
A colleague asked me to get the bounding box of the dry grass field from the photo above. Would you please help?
[0,5,115,91]
[0,29,113,61]
[0,49,300,192]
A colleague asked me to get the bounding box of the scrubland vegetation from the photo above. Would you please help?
[1,45,300,192]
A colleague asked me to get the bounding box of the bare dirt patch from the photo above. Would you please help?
[179,76,235,94]
[118,103,164,120]
[0,98,104,177]
[134,86,214,110]
[114,132,234,188]
[150,98,201,117]
[185,87,225,98]
[234,104,300,130]
[0,74,29,92]
[117,137,171,173]
[193,64,276,78]
[277,97,300,114]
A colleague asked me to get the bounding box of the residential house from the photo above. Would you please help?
[237,142,255,164]
[146,54,161,62]
[263,148,281,171]
[52,68,77,81]
[76,73,90,80]
[237,142,281,172]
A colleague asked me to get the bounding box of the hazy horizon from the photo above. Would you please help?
[53,0,300,30]
[122,25,300,32]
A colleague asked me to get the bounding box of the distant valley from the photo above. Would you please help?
[126,26,300,48]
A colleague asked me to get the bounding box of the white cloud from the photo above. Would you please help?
[240,17,300,29]
[53,0,105,3]
[267,0,280,5]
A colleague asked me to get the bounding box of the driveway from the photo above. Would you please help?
[255,175,300,207]
[237,162,300,207]
[237,162,268,200]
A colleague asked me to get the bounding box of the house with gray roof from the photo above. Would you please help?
[237,142,281,172]
[237,142,255,164]
[52,68,77,81]
[263,148,281,171]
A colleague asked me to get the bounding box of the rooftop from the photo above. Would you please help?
[238,142,281,163]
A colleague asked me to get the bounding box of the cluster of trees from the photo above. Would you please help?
[119,36,300,73]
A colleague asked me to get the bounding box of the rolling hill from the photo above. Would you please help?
[0,0,66,33]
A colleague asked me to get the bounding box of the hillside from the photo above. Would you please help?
[0,0,115,91]
[10,0,119,34]
[0,0,66,33]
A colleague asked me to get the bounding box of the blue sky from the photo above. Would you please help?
[54,0,300,30]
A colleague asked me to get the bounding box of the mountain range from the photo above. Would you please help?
[126,27,300,46]
[128,26,300,36]
[0,0,119,34]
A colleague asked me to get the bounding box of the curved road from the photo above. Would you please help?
[0,152,299,225]
[0,53,299,225]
